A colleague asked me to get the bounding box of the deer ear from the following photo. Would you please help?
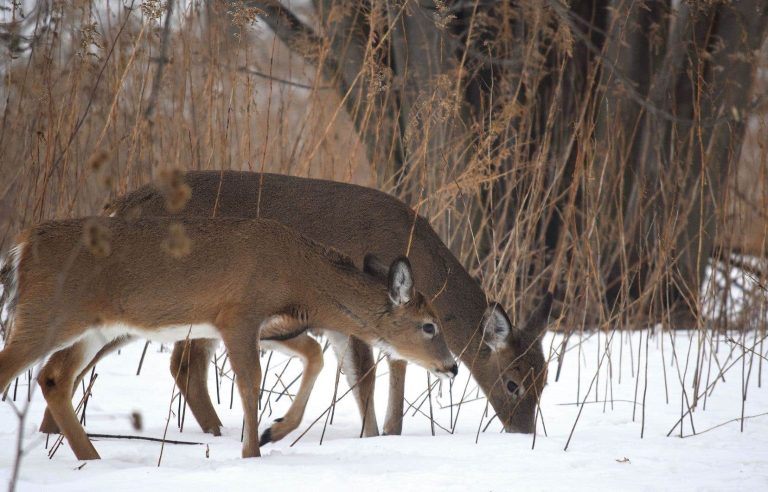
[387,256,414,306]
[482,303,512,351]
[523,292,554,336]
[363,253,388,279]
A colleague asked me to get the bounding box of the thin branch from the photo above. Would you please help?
[680,412,768,439]
[88,433,206,446]
[237,67,332,90]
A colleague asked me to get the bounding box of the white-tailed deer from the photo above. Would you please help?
[0,217,457,460]
[36,171,552,442]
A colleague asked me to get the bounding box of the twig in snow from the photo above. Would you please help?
[136,341,150,375]
[564,330,618,451]
[290,355,384,447]
[88,433,205,446]
[667,332,768,436]
[475,400,489,444]
[680,412,768,438]
[726,336,768,362]
[158,328,191,467]
[426,373,435,436]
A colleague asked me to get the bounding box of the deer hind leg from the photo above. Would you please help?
[259,333,324,445]
[326,333,379,437]
[0,314,74,397]
[0,333,52,399]
[37,333,114,460]
[40,335,134,434]
[0,319,100,460]
[382,358,407,435]
[219,325,262,458]
[170,338,222,436]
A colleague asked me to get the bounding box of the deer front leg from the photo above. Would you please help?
[40,336,133,434]
[220,327,262,458]
[326,333,379,437]
[259,333,324,445]
[383,358,407,435]
[170,338,222,436]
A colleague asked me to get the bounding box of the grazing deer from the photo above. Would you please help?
[36,171,551,442]
[0,217,457,460]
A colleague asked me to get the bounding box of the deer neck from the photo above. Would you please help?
[310,268,387,345]
[443,272,487,359]
[410,240,488,363]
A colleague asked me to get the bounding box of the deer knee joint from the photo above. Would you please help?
[38,373,62,399]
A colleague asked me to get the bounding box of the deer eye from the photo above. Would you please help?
[506,380,519,395]
[422,322,436,336]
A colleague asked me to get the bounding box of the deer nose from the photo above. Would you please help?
[450,363,459,377]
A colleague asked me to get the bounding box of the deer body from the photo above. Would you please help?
[0,217,455,460]
[36,171,550,444]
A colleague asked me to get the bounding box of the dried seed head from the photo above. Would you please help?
[163,222,192,258]
[101,174,114,189]
[82,219,112,258]
[87,149,109,172]
[78,21,103,59]
[229,5,263,31]
[433,0,456,31]
[157,169,192,213]
[140,0,164,21]
[87,149,114,189]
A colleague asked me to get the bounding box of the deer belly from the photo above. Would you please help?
[94,322,222,344]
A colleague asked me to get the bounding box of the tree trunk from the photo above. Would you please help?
[599,0,768,325]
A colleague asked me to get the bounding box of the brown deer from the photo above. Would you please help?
[36,171,551,442]
[0,216,458,460]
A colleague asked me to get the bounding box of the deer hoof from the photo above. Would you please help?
[259,428,273,446]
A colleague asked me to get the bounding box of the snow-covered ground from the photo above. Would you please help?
[1,330,767,491]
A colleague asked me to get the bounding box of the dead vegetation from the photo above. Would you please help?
[0,0,767,476]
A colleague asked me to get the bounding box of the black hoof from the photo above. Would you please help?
[259,428,272,446]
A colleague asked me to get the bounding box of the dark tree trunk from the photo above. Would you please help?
[597,0,768,325]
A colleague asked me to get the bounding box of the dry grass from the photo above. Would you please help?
[0,1,766,470]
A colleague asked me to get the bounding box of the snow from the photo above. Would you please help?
[1,329,767,491]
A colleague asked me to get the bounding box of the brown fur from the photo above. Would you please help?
[44,171,549,439]
[0,216,455,460]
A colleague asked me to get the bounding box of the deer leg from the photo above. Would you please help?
[219,326,261,458]
[0,337,53,401]
[382,358,407,435]
[170,338,222,436]
[0,317,105,460]
[38,334,110,460]
[259,333,324,445]
[0,314,75,396]
[40,336,133,434]
[326,332,379,437]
